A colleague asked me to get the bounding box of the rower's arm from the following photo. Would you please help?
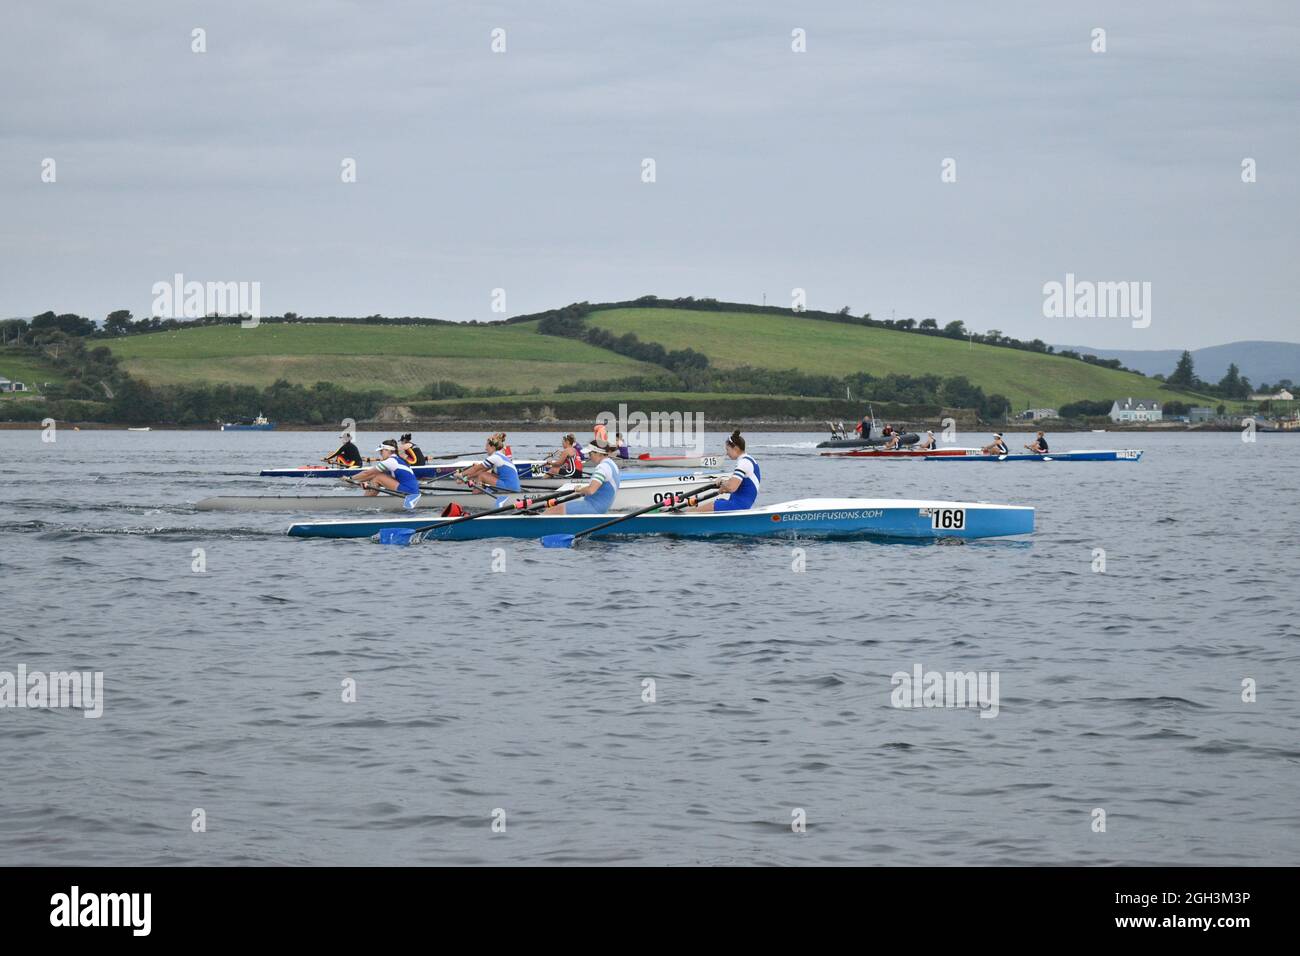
[719,475,741,492]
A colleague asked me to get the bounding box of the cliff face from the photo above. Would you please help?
[373,404,415,422]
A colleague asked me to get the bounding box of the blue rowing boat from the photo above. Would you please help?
[923,449,1142,462]
[286,498,1035,541]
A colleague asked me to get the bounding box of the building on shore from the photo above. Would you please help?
[1109,398,1163,423]
[1018,408,1058,421]
[0,376,29,393]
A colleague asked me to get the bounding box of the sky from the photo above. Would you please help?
[1,0,1296,349]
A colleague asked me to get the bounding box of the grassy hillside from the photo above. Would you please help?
[0,347,65,395]
[105,323,661,396]
[585,308,1208,409]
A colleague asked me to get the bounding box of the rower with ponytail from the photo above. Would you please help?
[692,430,762,512]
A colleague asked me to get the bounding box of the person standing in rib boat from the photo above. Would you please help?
[544,439,621,514]
[544,434,584,479]
[693,431,760,512]
[981,433,1010,455]
[351,439,422,508]
[323,431,363,468]
[1024,431,1049,454]
[458,432,522,495]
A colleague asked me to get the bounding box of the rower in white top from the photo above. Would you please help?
[545,439,621,514]
[691,431,760,512]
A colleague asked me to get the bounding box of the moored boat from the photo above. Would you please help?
[815,433,919,449]
[220,414,275,432]
[287,497,1035,541]
[923,449,1142,462]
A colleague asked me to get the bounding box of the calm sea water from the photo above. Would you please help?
[1,428,1296,865]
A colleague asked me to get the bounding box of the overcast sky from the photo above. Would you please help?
[1,1,1296,348]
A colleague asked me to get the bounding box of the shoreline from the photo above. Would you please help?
[0,420,1275,433]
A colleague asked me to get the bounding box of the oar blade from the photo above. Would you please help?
[540,533,577,549]
[378,527,419,546]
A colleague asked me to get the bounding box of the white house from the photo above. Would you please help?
[1249,389,1294,401]
[1019,408,1058,420]
[1109,397,1163,422]
[0,376,29,393]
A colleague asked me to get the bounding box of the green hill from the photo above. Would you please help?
[584,307,1208,410]
[0,347,65,395]
[105,322,661,396]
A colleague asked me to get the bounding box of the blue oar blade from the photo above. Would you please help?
[378,528,419,546]
[540,534,576,549]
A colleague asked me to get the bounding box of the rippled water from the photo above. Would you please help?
[1,428,1297,865]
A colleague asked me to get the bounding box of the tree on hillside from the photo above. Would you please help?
[1167,350,1196,388]
[943,320,966,339]
[918,318,938,330]
[1217,363,1251,399]
[103,310,133,335]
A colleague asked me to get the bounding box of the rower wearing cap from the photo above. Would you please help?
[1024,431,1050,455]
[981,433,1009,455]
[459,432,522,494]
[693,431,761,512]
[324,432,363,468]
[398,433,428,466]
[352,439,422,508]
[545,439,621,514]
[915,430,938,451]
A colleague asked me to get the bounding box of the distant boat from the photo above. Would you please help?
[220,414,275,432]
[1091,429,1107,433]
[127,427,151,432]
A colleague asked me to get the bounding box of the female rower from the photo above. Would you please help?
[458,432,522,494]
[545,439,620,514]
[915,430,937,451]
[981,433,1009,455]
[398,433,428,466]
[352,439,422,508]
[545,434,584,479]
[615,432,630,459]
[694,431,760,512]
[323,431,363,468]
[1024,431,1049,454]
[882,425,903,450]
[593,418,609,443]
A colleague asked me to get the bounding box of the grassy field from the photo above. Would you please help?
[0,347,65,395]
[105,323,661,395]
[586,308,1209,409]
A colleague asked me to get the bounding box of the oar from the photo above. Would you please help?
[381,489,587,546]
[540,481,719,549]
[425,451,478,461]
[342,476,405,498]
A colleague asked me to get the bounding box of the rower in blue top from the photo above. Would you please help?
[458,432,522,498]
[693,430,760,512]
[352,438,422,509]
[544,439,621,514]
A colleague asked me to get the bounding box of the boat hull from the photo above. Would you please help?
[201,472,722,514]
[821,447,978,459]
[259,459,545,479]
[625,454,727,469]
[221,423,275,431]
[287,497,1035,541]
[815,434,918,449]
[924,449,1143,462]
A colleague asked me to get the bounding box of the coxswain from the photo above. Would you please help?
[545,439,621,515]
[1024,431,1050,454]
[351,439,422,509]
[981,433,1010,455]
[458,432,522,494]
[915,430,937,451]
[545,434,584,479]
[693,431,760,512]
[323,432,363,468]
[397,433,428,466]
